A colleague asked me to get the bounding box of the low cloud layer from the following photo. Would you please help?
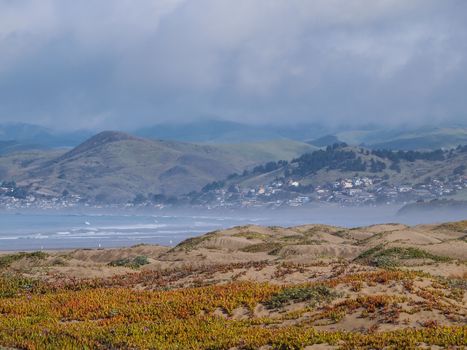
[0,0,466,129]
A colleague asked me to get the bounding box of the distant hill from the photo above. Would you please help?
[216,140,317,162]
[0,140,43,155]
[368,129,467,150]
[337,126,467,150]
[0,123,92,149]
[2,131,315,203]
[3,121,467,151]
[134,120,328,143]
[135,122,467,150]
[307,134,340,147]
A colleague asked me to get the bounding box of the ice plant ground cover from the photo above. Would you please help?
[0,269,465,349]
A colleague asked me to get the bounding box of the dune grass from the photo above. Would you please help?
[357,245,451,268]
[0,251,48,270]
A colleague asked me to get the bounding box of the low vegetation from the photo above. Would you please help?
[240,242,283,254]
[265,284,339,309]
[357,245,451,267]
[0,270,465,349]
[233,231,269,240]
[0,251,48,270]
[437,220,467,232]
[108,255,150,269]
[174,232,218,251]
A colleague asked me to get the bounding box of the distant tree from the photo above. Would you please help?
[1,181,16,189]
[369,159,386,173]
[371,148,445,162]
[453,165,466,175]
[202,181,224,192]
[291,147,358,176]
[133,193,146,204]
[265,161,279,172]
[165,196,179,205]
[341,157,366,171]
[11,187,27,199]
[251,161,282,175]
[151,194,167,204]
[389,161,401,173]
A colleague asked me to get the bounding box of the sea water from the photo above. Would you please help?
[1,206,465,251]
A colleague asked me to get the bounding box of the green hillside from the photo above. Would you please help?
[201,143,467,193]
[217,140,317,162]
[337,127,467,150]
[1,132,314,203]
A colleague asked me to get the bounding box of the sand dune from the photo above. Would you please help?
[0,220,466,349]
[1,220,466,279]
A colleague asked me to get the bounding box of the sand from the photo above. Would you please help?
[1,219,466,338]
[1,220,466,280]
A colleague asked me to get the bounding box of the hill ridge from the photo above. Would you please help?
[59,131,141,160]
[1,132,316,203]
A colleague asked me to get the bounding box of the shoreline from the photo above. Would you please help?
[2,215,467,253]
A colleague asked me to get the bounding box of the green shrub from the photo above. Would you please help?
[265,285,338,309]
[174,233,216,251]
[233,232,269,240]
[240,242,283,255]
[108,255,149,269]
[357,246,451,268]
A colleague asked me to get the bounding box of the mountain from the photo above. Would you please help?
[307,134,341,147]
[135,121,467,150]
[3,121,467,151]
[337,126,467,150]
[0,140,42,155]
[2,131,315,203]
[0,123,92,149]
[134,120,328,143]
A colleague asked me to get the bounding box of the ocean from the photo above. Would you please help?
[1,206,465,251]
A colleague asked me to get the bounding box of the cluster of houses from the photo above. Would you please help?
[1,173,467,210]
[192,174,467,209]
[0,182,83,210]
[0,193,83,210]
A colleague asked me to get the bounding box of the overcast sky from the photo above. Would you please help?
[0,0,466,130]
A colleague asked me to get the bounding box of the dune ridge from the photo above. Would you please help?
[0,220,466,349]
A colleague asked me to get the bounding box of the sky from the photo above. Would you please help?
[0,0,466,130]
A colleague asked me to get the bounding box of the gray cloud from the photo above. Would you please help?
[0,0,466,129]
